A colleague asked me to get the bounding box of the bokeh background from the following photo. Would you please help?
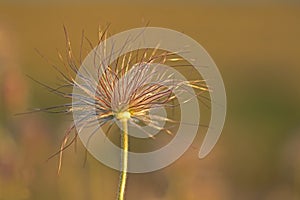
[1,1,300,200]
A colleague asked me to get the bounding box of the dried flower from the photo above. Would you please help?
[32,26,209,200]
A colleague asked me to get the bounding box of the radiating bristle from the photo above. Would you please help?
[34,27,210,173]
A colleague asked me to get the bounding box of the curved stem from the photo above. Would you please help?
[118,118,128,200]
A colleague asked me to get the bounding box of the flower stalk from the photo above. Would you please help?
[117,112,130,200]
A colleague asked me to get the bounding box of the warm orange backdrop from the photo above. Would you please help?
[0,2,300,200]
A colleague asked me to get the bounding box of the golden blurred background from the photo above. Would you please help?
[0,1,300,200]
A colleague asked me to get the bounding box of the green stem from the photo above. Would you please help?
[118,118,128,200]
